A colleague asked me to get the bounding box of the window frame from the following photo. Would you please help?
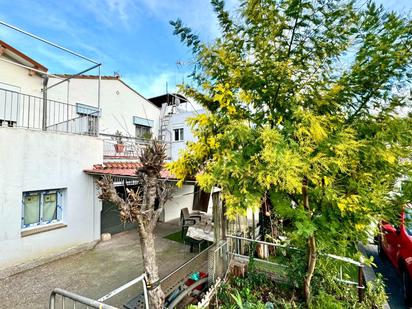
[135,124,152,139]
[173,128,184,142]
[21,189,64,229]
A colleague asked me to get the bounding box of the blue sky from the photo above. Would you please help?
[0,0,410,98]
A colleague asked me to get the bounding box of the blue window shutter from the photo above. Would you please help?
[133,116,153,127]
[56,191,63,221]
[21,194,25,228]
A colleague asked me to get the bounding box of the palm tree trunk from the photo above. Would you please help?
[138,224,165,308]
[139,171,165,308]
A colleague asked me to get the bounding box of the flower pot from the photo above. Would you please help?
[114,143,125,153]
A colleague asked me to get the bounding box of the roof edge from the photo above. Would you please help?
[0,40,48,72]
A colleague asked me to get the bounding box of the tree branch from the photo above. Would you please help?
[270,0,302,127]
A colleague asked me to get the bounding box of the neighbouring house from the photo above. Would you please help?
[149,93,212,217]
[148,93,204,161]
[149,92,259,234]
[0,40,202,277]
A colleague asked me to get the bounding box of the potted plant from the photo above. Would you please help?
[113,130,125,153]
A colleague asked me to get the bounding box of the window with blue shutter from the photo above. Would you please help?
[22,189,64,229]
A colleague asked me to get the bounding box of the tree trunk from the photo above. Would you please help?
[139,226,165,309]
[304,234,316,306]
[140,170,165,309]
[144,172,158,212]
[96,142,170,309]
[302,178,316,307]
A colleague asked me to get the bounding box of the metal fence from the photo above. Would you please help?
[101,133,151,158]
[209,241,229,284]
[0,88,98,135]
[226,234,366,301]
[98,274,149,309]
[49,288,118,309]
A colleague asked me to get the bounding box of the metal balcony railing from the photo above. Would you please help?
[0,88,99,135]
[101,133,151,158]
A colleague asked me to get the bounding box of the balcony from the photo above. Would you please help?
[0,88,99,135]
[101,133,151,159]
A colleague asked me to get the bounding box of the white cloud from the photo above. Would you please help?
[80,0,140,29]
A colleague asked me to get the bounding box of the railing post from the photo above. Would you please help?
[48,291,56,309]
[357,265,364,302]
[142,277,150,309]
[42,76,48,131]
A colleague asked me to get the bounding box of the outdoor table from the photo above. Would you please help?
[186,221,214,242]
[192,211,210,221]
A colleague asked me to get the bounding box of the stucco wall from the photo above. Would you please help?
[167,111,199,161]
[0,128,103,270]
[47,78,160,136]
[0,54,43,97]
[163,184,195,222]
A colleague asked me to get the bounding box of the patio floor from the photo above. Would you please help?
[0,221,196,308]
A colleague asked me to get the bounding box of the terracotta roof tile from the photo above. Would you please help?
[84,161,174,179]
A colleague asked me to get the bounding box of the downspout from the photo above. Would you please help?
[97,65,101,135]
[42,75,48,131]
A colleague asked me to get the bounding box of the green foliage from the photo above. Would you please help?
[312,291,350,309]
[218,266,282,308]
[169,0,411,303]
[113,130,124,144]
[362,274,388,308]
[218,266,386,308]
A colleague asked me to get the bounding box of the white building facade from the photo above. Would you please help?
[0,129,102,276]
[148,93,204,162]
[47,75,161,138]
[0,41,199,276]
[0,40,104,277]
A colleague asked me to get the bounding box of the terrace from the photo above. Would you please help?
[101,133,151,159]
[0,87,99,135]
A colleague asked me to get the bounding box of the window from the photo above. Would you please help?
[0,82,20,126]
[135,125,152,139]
[22,189,63,229]
[133,116,153,139]
[76,103,100,134]
[174,128,184,141]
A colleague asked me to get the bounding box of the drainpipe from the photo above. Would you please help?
[42,75,48,131]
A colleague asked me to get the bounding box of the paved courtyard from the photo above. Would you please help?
[0,221,194,308]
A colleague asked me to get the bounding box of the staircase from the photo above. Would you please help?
[158,98,177,160]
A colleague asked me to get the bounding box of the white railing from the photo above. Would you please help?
[101,133,150,158]
[49,288,118,309]
[98,274,149,309]
[0,88,98,135]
